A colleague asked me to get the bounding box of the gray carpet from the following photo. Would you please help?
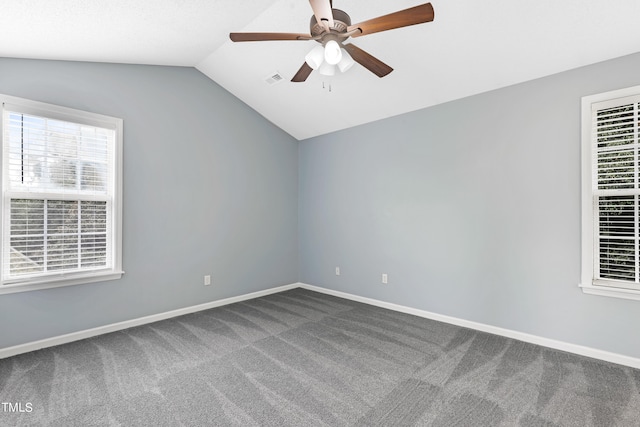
[1,288,639,426]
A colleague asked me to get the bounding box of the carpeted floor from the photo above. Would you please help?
[1,288,639,426]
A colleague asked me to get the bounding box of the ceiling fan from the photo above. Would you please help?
[229,1,435,82]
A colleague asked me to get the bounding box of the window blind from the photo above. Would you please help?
[592,95,640,288]
[2,104,115,283]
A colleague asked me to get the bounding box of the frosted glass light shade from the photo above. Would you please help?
[323,40,342,65]
[337,48,355,73]
[305,45,325,70]
[318,62,336,76]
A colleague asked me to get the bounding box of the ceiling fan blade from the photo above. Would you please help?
[348,3,434,37]
[291,62,314,82]
[229,32,311,42]
[309,0,334,31]
[343,43,393,78]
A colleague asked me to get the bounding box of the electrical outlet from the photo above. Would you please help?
[335,266,341,276]
[382,273,388,284]
[204,275,211,286]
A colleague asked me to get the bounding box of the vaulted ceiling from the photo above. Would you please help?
[2,0,640,140]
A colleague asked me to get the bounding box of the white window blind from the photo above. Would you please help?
[590,93,640,291]
[1,95,123,293]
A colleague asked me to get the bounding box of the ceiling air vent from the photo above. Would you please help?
[264,72,284,85]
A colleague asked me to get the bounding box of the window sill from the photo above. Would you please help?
[579,283,640,301]
[0,271,124,295]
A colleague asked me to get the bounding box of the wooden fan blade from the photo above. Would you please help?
[291,62,314,82]
[309,0,334,30]
[347,3,434,37]
[229,32,311,42]
[343,43,393,78]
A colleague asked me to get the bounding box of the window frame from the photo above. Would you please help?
[580,85,640,301]
[0,94,123,295]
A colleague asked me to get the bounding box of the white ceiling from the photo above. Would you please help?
[2,0,640,140]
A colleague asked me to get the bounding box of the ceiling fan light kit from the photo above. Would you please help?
[229,1,435,83]
[304,42,354,76]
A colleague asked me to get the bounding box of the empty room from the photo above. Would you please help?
[1,0,640,425]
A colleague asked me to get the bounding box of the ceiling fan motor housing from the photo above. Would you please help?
[310,9,351,38]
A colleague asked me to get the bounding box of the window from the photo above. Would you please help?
[1,94,123,294]
[581,85,640,300]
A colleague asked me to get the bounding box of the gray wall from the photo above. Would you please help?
[0,58,299,348]
[299,52,640,359]
[3,52,640,361]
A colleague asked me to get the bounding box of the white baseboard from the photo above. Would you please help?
[0,283,299,360]
[299,283,640,370]
[3,281,640,370]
